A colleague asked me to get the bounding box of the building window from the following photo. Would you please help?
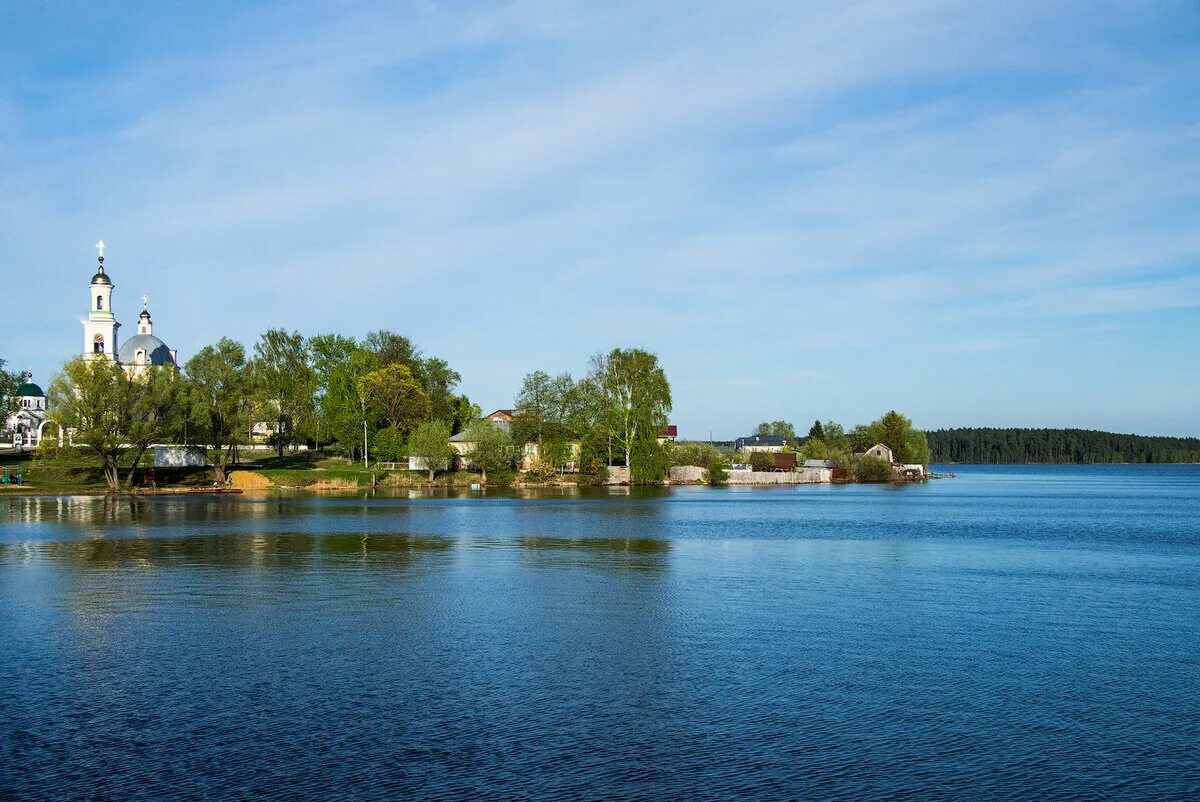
[97,295,103,311]
[93,336,105,354]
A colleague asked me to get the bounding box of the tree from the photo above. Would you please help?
[364,330,421,370]
[463,420,518,483]
[357,363,430,436]
[49,358,132,490]
[252,329,316,457]
[419,357,462,423]
[372,427,406,462]
[184,338,250,483]
[407,420,455,482]
[807,420,825,442]
[315,343,378,461]
[49,359,180,490]
[594,348,672,482]
[755,420,797,442]
[0,358,20,414]
[514,369,574,447]
[308,333,363,450]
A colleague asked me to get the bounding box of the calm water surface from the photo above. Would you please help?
[2,465,1198,800]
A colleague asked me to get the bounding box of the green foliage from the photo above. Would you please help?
[801,437,827,460]
[630,437,670,485]
[852,455,895,483]
[407,420,455,480]
[49,358,182,490]
[672,441,721,467]
[755,420,797,442]
[252,328,316,457]
[851,410,929,466]
[0,357,19,414]
[807,420,825,441]
[925,428,1200,464]
[184,337,250,482]
[595,348,672,483]
[463,420,518,482]
[705,454,729,485]
[372,427,407,462]
[748,451,774,472]
[576,457,609,487]
[356,363,430,437]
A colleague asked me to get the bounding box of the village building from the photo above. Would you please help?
[734,434,788,453]
[3,375,49,448]
[860,443,895,463]
[82,241,178,377]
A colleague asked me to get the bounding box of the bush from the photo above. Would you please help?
[576,457,609,487]
[673,441,720,467]
[525,457,560,484]
[705,455,729,485]
[372,427,406,462]
[749,451,774,472]
[851,455,895,483]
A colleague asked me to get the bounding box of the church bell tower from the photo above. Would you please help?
[83,240,121,362]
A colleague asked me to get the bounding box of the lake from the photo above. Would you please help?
[2,465,1198,800]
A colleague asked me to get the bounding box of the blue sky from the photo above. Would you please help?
[3,1,1199,438]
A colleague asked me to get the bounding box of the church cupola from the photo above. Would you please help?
[137,299,153,335]
[83,240,120,362]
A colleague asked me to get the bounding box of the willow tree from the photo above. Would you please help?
[49,358,181,490]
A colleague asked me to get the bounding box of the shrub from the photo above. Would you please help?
[525,457,560,484]
[576,457,609,487]
[673,441,720,467]
[851,455,895,483]
[749,451,774,472]
[705,455,729,485]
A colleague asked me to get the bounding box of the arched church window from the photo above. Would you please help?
[93,335,105,354]
[97,295,103,311]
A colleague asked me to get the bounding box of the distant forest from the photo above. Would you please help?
[925,428,1200,464]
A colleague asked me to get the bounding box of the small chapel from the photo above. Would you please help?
[83,241,178,376]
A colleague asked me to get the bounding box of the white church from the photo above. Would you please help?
[84,240,178,376]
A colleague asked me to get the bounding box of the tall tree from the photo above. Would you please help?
[357,364,430,436]
[49,359,181,490]
[420,357,461,423]
[49,358,132,490]
[184,338,250,483]
[251,329,316,457]
[364,330,421,370]
[807,420,825,442]
[595,348,672,480]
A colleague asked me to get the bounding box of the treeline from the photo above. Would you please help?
[43,329,677,489]
[925,428,1200,464]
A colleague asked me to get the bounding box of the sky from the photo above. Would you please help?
[2,0,1199,438]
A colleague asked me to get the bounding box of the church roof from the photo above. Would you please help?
[117,334,174,366]
[15,382,45,397]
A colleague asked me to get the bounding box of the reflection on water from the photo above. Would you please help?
[3,466,1200,800]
